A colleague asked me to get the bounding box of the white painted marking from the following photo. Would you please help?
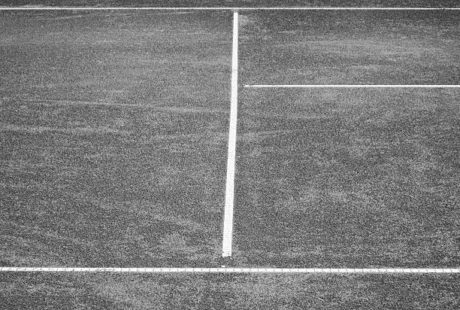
[0,7,459,11]
[222,11,239,258]
[245,85,460,88]
[0,267,459,273]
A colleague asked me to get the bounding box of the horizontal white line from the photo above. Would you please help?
[0,267,459,274]
[245,85,460,88]
[0,7,459,11]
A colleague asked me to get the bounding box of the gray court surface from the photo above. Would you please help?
[1,5,459,309]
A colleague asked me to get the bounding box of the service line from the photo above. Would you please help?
[1,267,459,274]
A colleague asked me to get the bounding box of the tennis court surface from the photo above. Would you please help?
[1,10,233,268]
[236,10,459,268]
[1,5,459,309]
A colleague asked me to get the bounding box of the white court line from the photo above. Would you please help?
[245,85,460,88]
[0,7,459,11]
[0,267,459,274]
[222,11,239,258]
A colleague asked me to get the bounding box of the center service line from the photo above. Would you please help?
[0,267,459,274]
[222,11,239,259]
[245,85,460,88]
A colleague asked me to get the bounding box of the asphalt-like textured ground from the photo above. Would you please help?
[0,9,459,309]
[1,11,232,268]
[235,10,460,268]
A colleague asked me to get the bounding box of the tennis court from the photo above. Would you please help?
[234,9,460,267]
[1,5,459,309]
[1,10,233,268]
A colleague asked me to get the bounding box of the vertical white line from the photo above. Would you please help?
[222,11,239,258]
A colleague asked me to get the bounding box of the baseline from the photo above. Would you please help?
[1,7,460,11]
